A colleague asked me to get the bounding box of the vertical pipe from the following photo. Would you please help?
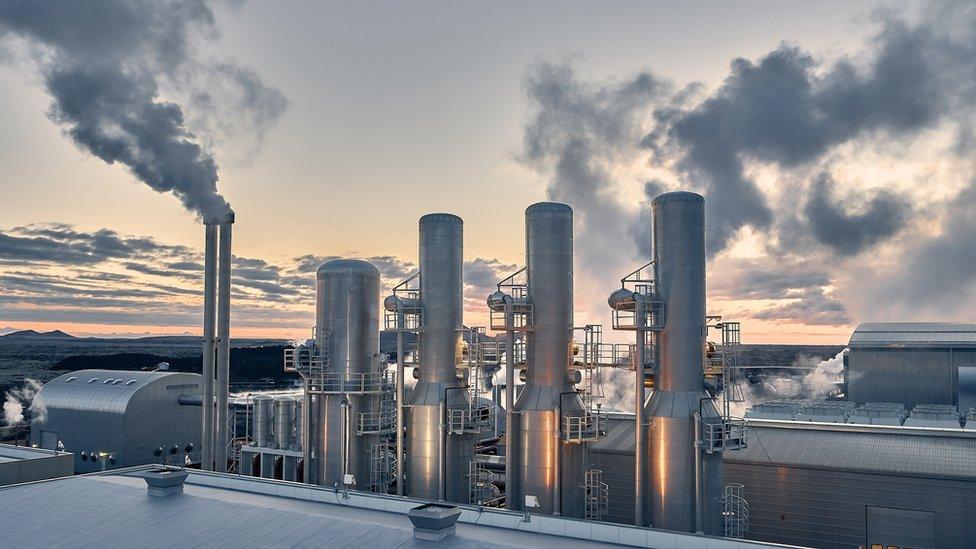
[552,407,561,516]
[634,300,646,527]
[396,316,405,496]
[201,223,217,471]
[215,220,233,472]
[693,410,703,534]
[302,382,311,476]
[504,318,515,509]
[340,398,350,480]
[438,400,446,501]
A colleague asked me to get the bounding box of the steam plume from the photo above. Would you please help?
[0,0,286,221]
[3,378,44,425]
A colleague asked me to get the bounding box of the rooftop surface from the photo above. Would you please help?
[0,466,789,548]
[850,322,976,347]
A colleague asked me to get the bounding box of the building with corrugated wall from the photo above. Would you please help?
[848,322,976,408]
[29,369,202,472]
[590,415,976,548]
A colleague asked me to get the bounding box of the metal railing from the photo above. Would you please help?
[723,483,749,538]
[356,406,396,435]
[584,469,610,521]
[468,461,503,506]
[562,410,606,443]
[703,417,747,453]
[368,442,396,494]
[448,404,494,435]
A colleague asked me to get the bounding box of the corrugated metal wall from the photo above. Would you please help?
[589,451,634,524]
[726,462,976,549]
[848,347,976,406]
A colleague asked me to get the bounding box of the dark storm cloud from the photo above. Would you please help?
[0,0,286,220]
[804,173,910,255]
[710,258,833,301]
[749,287,851,327]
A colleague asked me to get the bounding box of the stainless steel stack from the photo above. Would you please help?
[511,202,586,517]
[404,213,475,502]
[645,192,723,534]
[310,259,381,487]
[252,395,273,448]
[274,396,296,450]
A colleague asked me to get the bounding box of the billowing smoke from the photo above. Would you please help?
[0,0,286,221]
[719,350,848,417]
[2,378,44,425]
[521,1,976,327]
[520,60,670,320]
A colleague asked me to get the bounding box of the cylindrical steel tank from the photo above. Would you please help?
[512,202,586,517]
[252,395,273,448]
[274,396,296,450]
[294,397,303,451]
[310,259,380,487]
[406,213,475,502]
[644,191,723,534]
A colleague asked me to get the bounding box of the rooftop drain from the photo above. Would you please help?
[407,503,461,541]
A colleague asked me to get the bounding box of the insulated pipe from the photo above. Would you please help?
[395,311,405,496]
[634,298,646,527]
[438,399,447,501]
[215,219,233,472]
[201,222,217,471]
[340,397,350,480]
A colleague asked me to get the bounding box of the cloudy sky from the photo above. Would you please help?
[0,0,972,343]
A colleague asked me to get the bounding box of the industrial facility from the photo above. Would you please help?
[14,190,976,548]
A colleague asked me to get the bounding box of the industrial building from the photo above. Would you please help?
[27,190,976,548]
[847,322,976,409]
[30,369,202,473]
[0,443,73,486]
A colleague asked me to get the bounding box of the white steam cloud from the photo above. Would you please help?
[2,378,44,425]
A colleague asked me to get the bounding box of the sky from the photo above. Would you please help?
[0,0,973,343]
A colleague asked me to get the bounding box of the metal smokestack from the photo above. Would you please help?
[200,222,218,470]
[513,202,585,517]
[405,214,475,502]
[214,216,233,472]
[645,192,723,533]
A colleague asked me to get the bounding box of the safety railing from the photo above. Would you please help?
[723,483,749,538]
[611,299,665,331]
[368,442,396,494]
[703,417,747,453]
[356,406,396,435]
[448,404,494,435]
[307,366,394,395]
[489,302,534,332]
[283,341,328,374]
[562,411,606,443]
[584,469,610,521]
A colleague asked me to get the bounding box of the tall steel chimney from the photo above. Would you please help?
[214,216,233,472]
[645,192,723,533]
[512,202,585,517]
[200,222,218,470]
[405,213,475,502]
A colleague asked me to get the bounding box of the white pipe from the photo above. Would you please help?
[341,398,350,479]
[693,409,703,534]
[634,299,646,526]
[215,220,232,472]
[201,223,217,471]
[395,312,405,496]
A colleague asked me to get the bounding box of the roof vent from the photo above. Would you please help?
[66,376,76,382]
[112,379,123,385]
[102,379,113,384]
[407,504,461,542]
[126,379,137,385]
[88,378,99,384]
[144,467,189,497]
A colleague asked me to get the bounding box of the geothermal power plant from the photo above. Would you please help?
[13,192,976,548]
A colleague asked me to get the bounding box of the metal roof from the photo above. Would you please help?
[724,421,976,481]
[850,322,976,347]
[0,466,795,549]
[32,369,198,415]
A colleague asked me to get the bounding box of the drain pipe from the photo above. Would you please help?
[340,397,350,481]
[438,399,447,501]
[504,314,515,509]
[692,409,703,534]
[395,310,405,496]
[552,406,561,516]
[634,297,646,527]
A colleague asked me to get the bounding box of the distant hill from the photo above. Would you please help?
[0,329,76,340]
